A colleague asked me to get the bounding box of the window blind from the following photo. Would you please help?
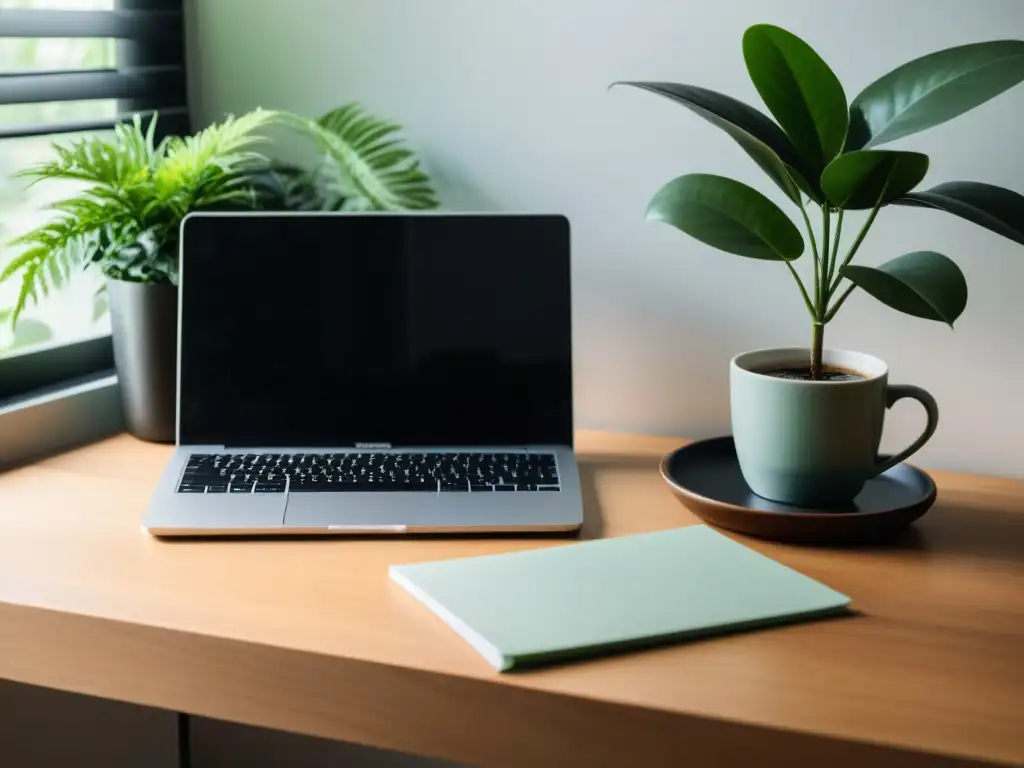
[0,0,189,140]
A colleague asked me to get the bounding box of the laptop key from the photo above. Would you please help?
[494,485,515,492]
[254,482,285,493]
[470,484,493,492]
[538,486,560,491]
[177,484,207,493]
[229,483,253,493]
[206,484,228,493]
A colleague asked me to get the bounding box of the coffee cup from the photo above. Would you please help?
[730,348,939,508]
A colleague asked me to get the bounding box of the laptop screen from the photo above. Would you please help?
[178,213,572,448]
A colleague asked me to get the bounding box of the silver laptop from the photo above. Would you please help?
[144,212,583,536]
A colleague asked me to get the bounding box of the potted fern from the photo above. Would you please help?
[616,28,1024,506]
[2,104,438,442]
[264,104,440,212]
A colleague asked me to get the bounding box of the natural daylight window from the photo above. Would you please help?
[0,0,188,386]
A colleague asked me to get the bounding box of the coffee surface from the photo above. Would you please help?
[759,366,864,382]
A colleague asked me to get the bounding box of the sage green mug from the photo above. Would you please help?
[730,348,939,508]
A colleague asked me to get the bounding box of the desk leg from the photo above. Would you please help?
[178,713,191,768]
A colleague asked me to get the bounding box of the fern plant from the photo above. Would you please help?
[272,103,439,211]
[1,102,440,327]
[0,108,278,325]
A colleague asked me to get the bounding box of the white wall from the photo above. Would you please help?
[187,0,1024,476]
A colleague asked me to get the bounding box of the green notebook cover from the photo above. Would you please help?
[389,525,851,671]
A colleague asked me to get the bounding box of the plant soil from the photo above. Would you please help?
[759,366,864,382]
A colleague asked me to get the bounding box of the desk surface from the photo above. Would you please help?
[0,432,1022,767]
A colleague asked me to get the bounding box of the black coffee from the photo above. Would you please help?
[760,366,864,382]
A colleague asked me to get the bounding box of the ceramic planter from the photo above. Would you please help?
[107,279,178,443]
[729,348,939,508]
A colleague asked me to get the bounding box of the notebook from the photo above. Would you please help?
[389,525,851,671]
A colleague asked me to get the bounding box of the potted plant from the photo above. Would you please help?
[616,27,1024,507]
[262,104,441,212]
[1,103,438,442]
[0,109,278,442]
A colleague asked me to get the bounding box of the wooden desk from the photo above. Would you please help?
[0,432,1022,767]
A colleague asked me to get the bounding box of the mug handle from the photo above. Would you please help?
[873,384,939,477]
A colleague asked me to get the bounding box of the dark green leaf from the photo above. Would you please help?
[613,81,820,204]
[894,181,1024,246]
[848,40,1024,149]
[646,173,804,260]
[821,150,929,209]
[842,251,967,326]
[743,24,848,172]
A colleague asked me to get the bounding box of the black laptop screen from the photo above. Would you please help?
[178,214,572,448]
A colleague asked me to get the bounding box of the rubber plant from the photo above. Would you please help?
[615,27,1024,378]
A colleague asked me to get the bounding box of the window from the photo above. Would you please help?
[0,0,188,385]
[0,0,188,462]
[0,25,117,358]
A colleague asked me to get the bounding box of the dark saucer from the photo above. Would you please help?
[660,437,937,544]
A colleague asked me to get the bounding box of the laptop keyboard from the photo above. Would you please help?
[177,452,561,494]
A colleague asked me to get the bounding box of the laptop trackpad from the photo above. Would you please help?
[284,492,435,529]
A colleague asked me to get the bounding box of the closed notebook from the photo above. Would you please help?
[389,525,851,671]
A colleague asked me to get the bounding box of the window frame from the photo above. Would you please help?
[0,0,188,464]
[0,334,114,403]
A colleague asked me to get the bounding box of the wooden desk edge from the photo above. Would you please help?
[0,600,994,768]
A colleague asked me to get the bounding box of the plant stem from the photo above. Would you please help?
[783,258,816,318]
[811,321,824,380]
[819,205,831,311]
[825,282,857,323]
[827,205,879,300]
[826,208,844,291]
[827,173,894,301]
[798,203,821,317]
[811,205,831,379]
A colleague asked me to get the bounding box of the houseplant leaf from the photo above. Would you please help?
[894,181,1024,246]
[821,150,929,210]
[2,110,279,324]
[11,318,53,349]
[647,173,804,260]
[612,82,820,204]
[281,104,439,211]
[848,40,1024,149]
[92,290,109,323]
[842,251,967,326]
[742,24,848,173]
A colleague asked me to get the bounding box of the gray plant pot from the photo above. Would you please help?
[107,279,178,443]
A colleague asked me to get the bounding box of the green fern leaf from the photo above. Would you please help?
[283,104,438,211]
[0,246,45,283]
[12,260,42,326]
[159,109,276,174]
[46,250,64,288]
[3,108,281,317]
